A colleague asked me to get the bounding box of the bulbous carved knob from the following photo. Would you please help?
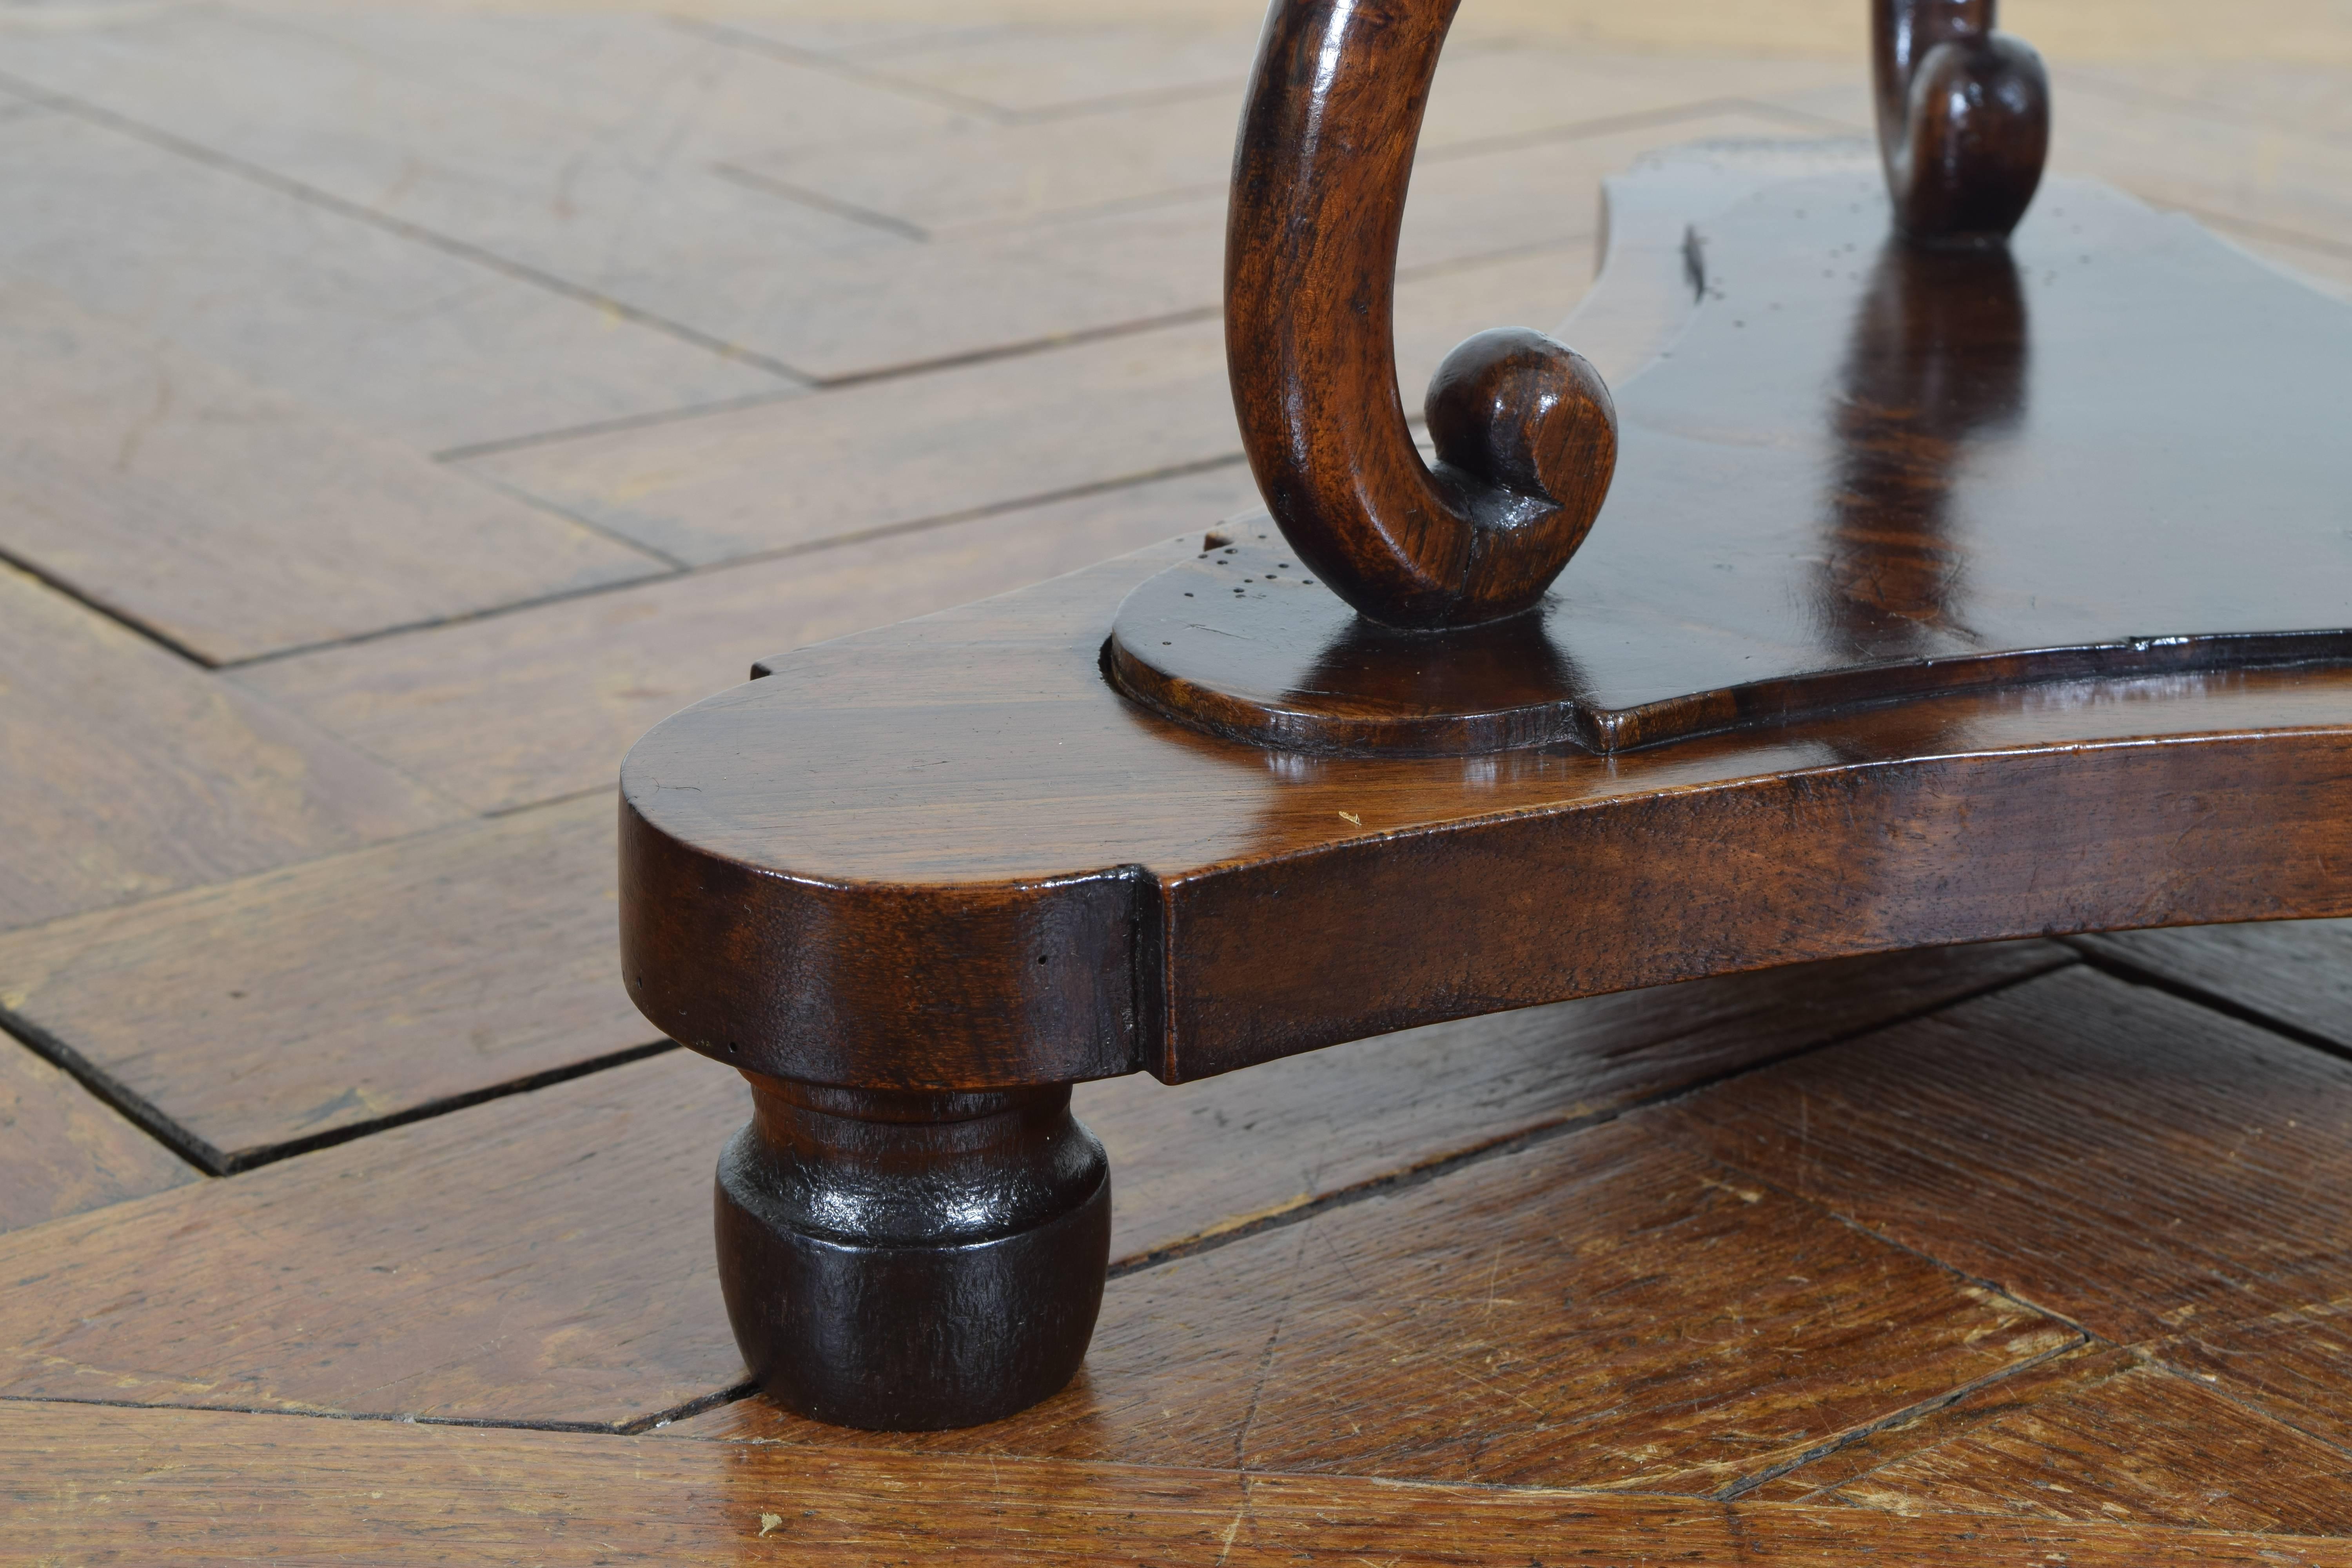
[1226,0,1619,632]
[1875,0,2050,245]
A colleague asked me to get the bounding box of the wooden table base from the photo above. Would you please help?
[620,112,2352,1436]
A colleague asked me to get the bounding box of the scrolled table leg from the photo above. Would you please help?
[1873,0,2049,244]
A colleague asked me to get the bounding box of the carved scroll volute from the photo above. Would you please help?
[1225,0,1617,632]
[1874,0,2050,244]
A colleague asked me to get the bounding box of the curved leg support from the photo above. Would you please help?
[1874,0,2049,245]
[715,1074,1110,1430]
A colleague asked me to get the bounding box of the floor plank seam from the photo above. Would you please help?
[218,454,1257,675]
[1710,1331,2096,1503]
[430,388,812,466]
[216,1037,681,1175]
[625,1381,762,1436]
[1101,951,2082,1283]
[0,71,822,389]
[455,469,693,573]
[2062,940,2352,1069]
[0,1390,695,1438]
[0,539,214,668]
[1732,96,1870,134]
[708,163,934,241]
[1706,1148,2106,1347]
[2062,67,2352,150]
[2134,1339,2352,1467]
[665,15,1020,124]
[0,1012,223,1176]
[1416,93,1790,165]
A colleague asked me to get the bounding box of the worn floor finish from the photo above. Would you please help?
[3,1,2350,1560]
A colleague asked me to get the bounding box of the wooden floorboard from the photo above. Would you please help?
[4,6,2351,1556]
[0,1037,194,1237]
[0,793,650,1169]
[0,276,662,663]
[455,240,1629,564]
[0,113,787,455]
[682,1110,2080,1494]
[0,948,2043,1429]
[15,1400,2351,1568]
[0,561,459,935]
[237,466,1270,813]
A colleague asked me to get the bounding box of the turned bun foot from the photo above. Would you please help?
[713,1076,1110,1430]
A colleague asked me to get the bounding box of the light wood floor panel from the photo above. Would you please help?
[0,277,662,664]
[4,11,2351,1556]
[0,563,458,936]
[1669,966,2352,1349]
[0,113,789,454]
[0,793,648,1169]
[457,173,1747,566]
[0,1036,193,1237]
[16,1400,2349,1568]
[0,946,2046,1429]
[237,466,1270,813]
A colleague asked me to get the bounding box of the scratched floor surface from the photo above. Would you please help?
[5,1,2352,1560]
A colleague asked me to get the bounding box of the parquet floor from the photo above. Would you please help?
[5,2,2352,1561]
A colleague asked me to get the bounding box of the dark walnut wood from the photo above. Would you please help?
[715,1077,1107,1431]
[1225,0,1617,630]
[1873,0,2049,244]
[1112,152,2352,755]
[619,89,2352,1440]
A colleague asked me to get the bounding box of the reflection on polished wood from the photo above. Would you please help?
[1114,152,2352,755]
[622,73,2352,1437]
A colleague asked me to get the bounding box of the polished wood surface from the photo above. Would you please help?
[1224,0,1617,629]
[21,1401,2352,1567]
[1119,154,2352,755]
[7,0,2352,1550]
[620,21,2352,1430]
[628,564,2352,1094]
[1872,0,2049,243]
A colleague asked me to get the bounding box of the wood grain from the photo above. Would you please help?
[0,11,1796,382]
[1083,939,2069,1263]
[458,236,1631,563]
[1740,1341,2135,1503]
[1669,966,2352,1347]
[2051,73,2352,258]
[1824,1354,2352,1535]
[684,1111,2075,1494]
[2076,918,2352,1050]
[0,1035,192,1236]
[2152,1285,2352,1458]
[15,1400,2350,1568]
[236,465,1267,813]
[1222,0,1618,629]
[0,1049,742,1427]
[0,561,457,936]
[0,943,2034,1427]
[0,113,786,454]
[621,532,2352,1093]
[724,50,1846,236]
[0,791,650,1169]
[0,276,662,663]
